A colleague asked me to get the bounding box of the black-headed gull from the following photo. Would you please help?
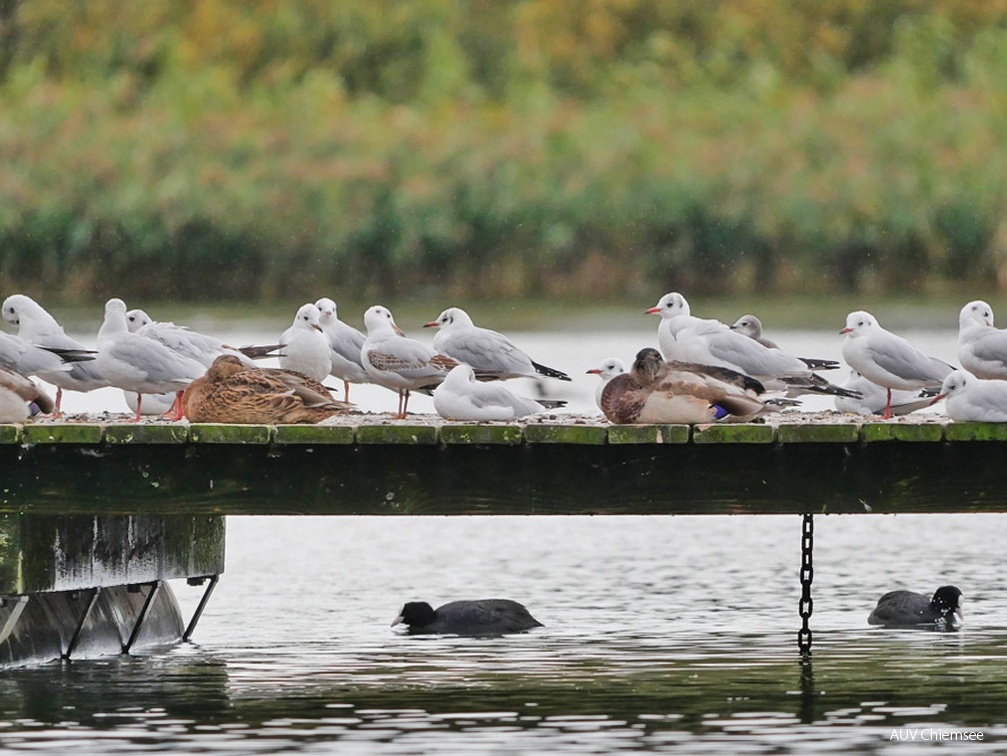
[586,357,626,410]
[2,294,109,413]
[278,303,332,383]
[646,293,852,398]
[182,355,351,424]
[362,305,459,417]
[126,308,280,368]
[645,292,714,361]
[840,310,954,419]
[600,347,776,424]
[315,297,371,401]
[96,298,207,421]
[729,312,839,370]
[0,366,54,422]
[931,369,1007,422]
[956,299,1007,380]
[0,331,94,380]
[423,307,571,381]
[433,364,566,421]
[729,314,779,349]
[833,371,933,417]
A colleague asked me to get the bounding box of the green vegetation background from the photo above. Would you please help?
[3,0,1007,306]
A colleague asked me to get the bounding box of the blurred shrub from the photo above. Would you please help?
[2,0,1007,301]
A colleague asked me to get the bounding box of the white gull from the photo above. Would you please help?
[833,370,933,417]
[2,294,109,413]
[585,358,626,410]
[646,293,852,399]
[0,331,93,379]
[278,303,332,383]
[315,297,371,401]
[423,307,571,381]
[957,299,1007,380]
[126,308,278,368]
[433,364,566,420]
[932,369,1007,422]
[840,310,954,419]
[96,298,207,421]
[361,305,458,418]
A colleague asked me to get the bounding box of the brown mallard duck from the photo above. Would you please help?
[600,348,777,424]
[182,355,352,424]
[0,366,55,422]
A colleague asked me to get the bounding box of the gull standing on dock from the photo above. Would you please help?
[956,300,1007,380]
[96,298,207,421]
[423,307,571,382]
[931,369,1007,422]
[362,305,459,418]
[0,366,54,422]
[840,310,955,419]
[315,297,371,401]
[126,309,281,368]
[2,294,109,414]
[600,347,774,424]
[646,293,854,399]
[433,364,566,421]
[278,303,332,383]
[586,358,626,410]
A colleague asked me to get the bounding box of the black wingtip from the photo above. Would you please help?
[532,361,572,381]
[538,399,568,410]
[798,357,841,371]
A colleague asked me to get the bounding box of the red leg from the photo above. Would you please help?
[883,388,893,420]
[169,391,186,421]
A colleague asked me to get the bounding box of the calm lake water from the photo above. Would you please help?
[4,324,1005,753]
[2,515,1006,754]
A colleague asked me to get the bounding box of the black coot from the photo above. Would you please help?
[868,585,963,629]
[391,599,543,635]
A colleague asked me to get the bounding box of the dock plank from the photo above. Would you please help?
[2,419,1007,516]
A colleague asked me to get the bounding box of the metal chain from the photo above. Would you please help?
[798,513,814,656]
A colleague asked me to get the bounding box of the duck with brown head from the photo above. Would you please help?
[600,347,777,424]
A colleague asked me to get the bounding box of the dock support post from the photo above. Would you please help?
[122,581,162,654]
[183,575,219,642]
[797,513,814,657]
[0,596,29,646]
[64,588,101,660]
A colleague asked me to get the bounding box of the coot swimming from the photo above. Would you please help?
[867,585,963,629]
[391,599,543,635]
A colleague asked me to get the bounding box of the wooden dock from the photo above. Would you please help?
[4,417,1007,516]
[4,415,1004,663]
